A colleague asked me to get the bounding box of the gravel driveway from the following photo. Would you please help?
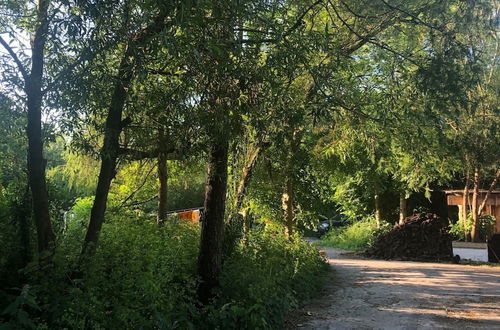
[287,247,500,329]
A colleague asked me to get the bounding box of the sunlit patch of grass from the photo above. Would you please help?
[316,218,380,251]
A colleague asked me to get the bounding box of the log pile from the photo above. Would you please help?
[366,213,453,261]
[488,234,500,263]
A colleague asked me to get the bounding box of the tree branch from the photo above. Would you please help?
[118,145,178,161]
[117,162,157,208]
[367,38,420,67]
[283,0,324,38]
[0,35,29,80]
[119,147,160,160]
[239,0,324,45]
[478,168,500,216]
[378,0,443,32]
[119,194,158,209]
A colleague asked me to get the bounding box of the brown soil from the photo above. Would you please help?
[286,247,500,329]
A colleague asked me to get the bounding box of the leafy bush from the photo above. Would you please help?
[211,227,328,329]
[22,218,201,329]
[449,214,496,242]
[0,285,44,330]
[318,217,389,251]
[2,216,327,329]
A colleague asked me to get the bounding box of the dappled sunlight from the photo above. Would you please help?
[297,254,500,329]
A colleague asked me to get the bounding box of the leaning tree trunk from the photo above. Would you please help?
[81,52,133,257]
[81,14,169,257]
[231,145,262,219]
[197,140,229,304]
[26,0,55,254]
[470,167,480,242]
[463,169,471,241]
[399,192,407,225]
[157,128,168,224]
[478,168,500,216]
[282,131,301,239]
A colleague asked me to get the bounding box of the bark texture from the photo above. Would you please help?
[375,193,382,228]
[157,128,168,224]
[462,170,471,241]
[82,15,169,256]
[471,167,480,242]
[478,168,500,216]
[282,131,301,239]
[26,0,55,253]
[232,145,262,218]
[283,178,295,239]
[197,141,229,304]
[399,192,407,225]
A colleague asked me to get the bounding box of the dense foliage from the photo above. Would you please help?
[0,0,499,328]
[318,218,390,251]
[449,214,497,242]
[1,216,326,329]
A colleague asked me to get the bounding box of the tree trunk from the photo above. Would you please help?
[283,177,295,239]
[478,168,500,216]
[399,192,407,225]
[197,140,229,304]
[81,14,170,257]
[26,0,55,254]
[242,208,251,237]
[231,145,262,219]
[16,187,32,267]
[471,167,480,242]
[463,170,471,241]
[374,193,381,228]
[157,128,168,224]
[282,131,301,239]
[81,52,133,257]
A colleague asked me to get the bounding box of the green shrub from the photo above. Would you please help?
[24,218,201,329]
[0,285,45,330]
[2,216,327,329]
[318,217,388,251]
[449,214,496,242]
[211,227,328,329]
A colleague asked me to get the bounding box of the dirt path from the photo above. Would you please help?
[287,247,500,329]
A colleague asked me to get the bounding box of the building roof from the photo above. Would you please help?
[444,190,500,195]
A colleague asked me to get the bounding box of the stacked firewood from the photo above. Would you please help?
[366,213,453,261]
[488,234,500,263]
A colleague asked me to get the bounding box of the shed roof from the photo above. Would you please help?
[444,190,500,195]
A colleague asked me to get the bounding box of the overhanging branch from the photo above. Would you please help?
[0,35,29,81]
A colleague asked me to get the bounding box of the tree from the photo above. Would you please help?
[0,0,58,254]
[414,0,500,241]
[81,3,184,256]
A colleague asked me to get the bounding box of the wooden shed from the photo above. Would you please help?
[444,190,500,233]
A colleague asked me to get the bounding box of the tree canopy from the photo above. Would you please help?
[0,0,499,327]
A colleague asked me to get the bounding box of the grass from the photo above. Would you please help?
[316,218,379,251]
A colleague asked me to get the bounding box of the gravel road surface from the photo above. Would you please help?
[287,246,500,329]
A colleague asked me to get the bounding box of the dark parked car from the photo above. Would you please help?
[315,218,348,238]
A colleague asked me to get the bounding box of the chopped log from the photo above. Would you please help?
[488,234,500,263]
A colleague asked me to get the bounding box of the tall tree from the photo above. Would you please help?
[81,8,179,256]
[0,0,55,253]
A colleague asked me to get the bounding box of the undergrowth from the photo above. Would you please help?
[317,217,389,251]
[1,215,327,329]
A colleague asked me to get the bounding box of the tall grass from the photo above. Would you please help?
[317,217,381,251]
